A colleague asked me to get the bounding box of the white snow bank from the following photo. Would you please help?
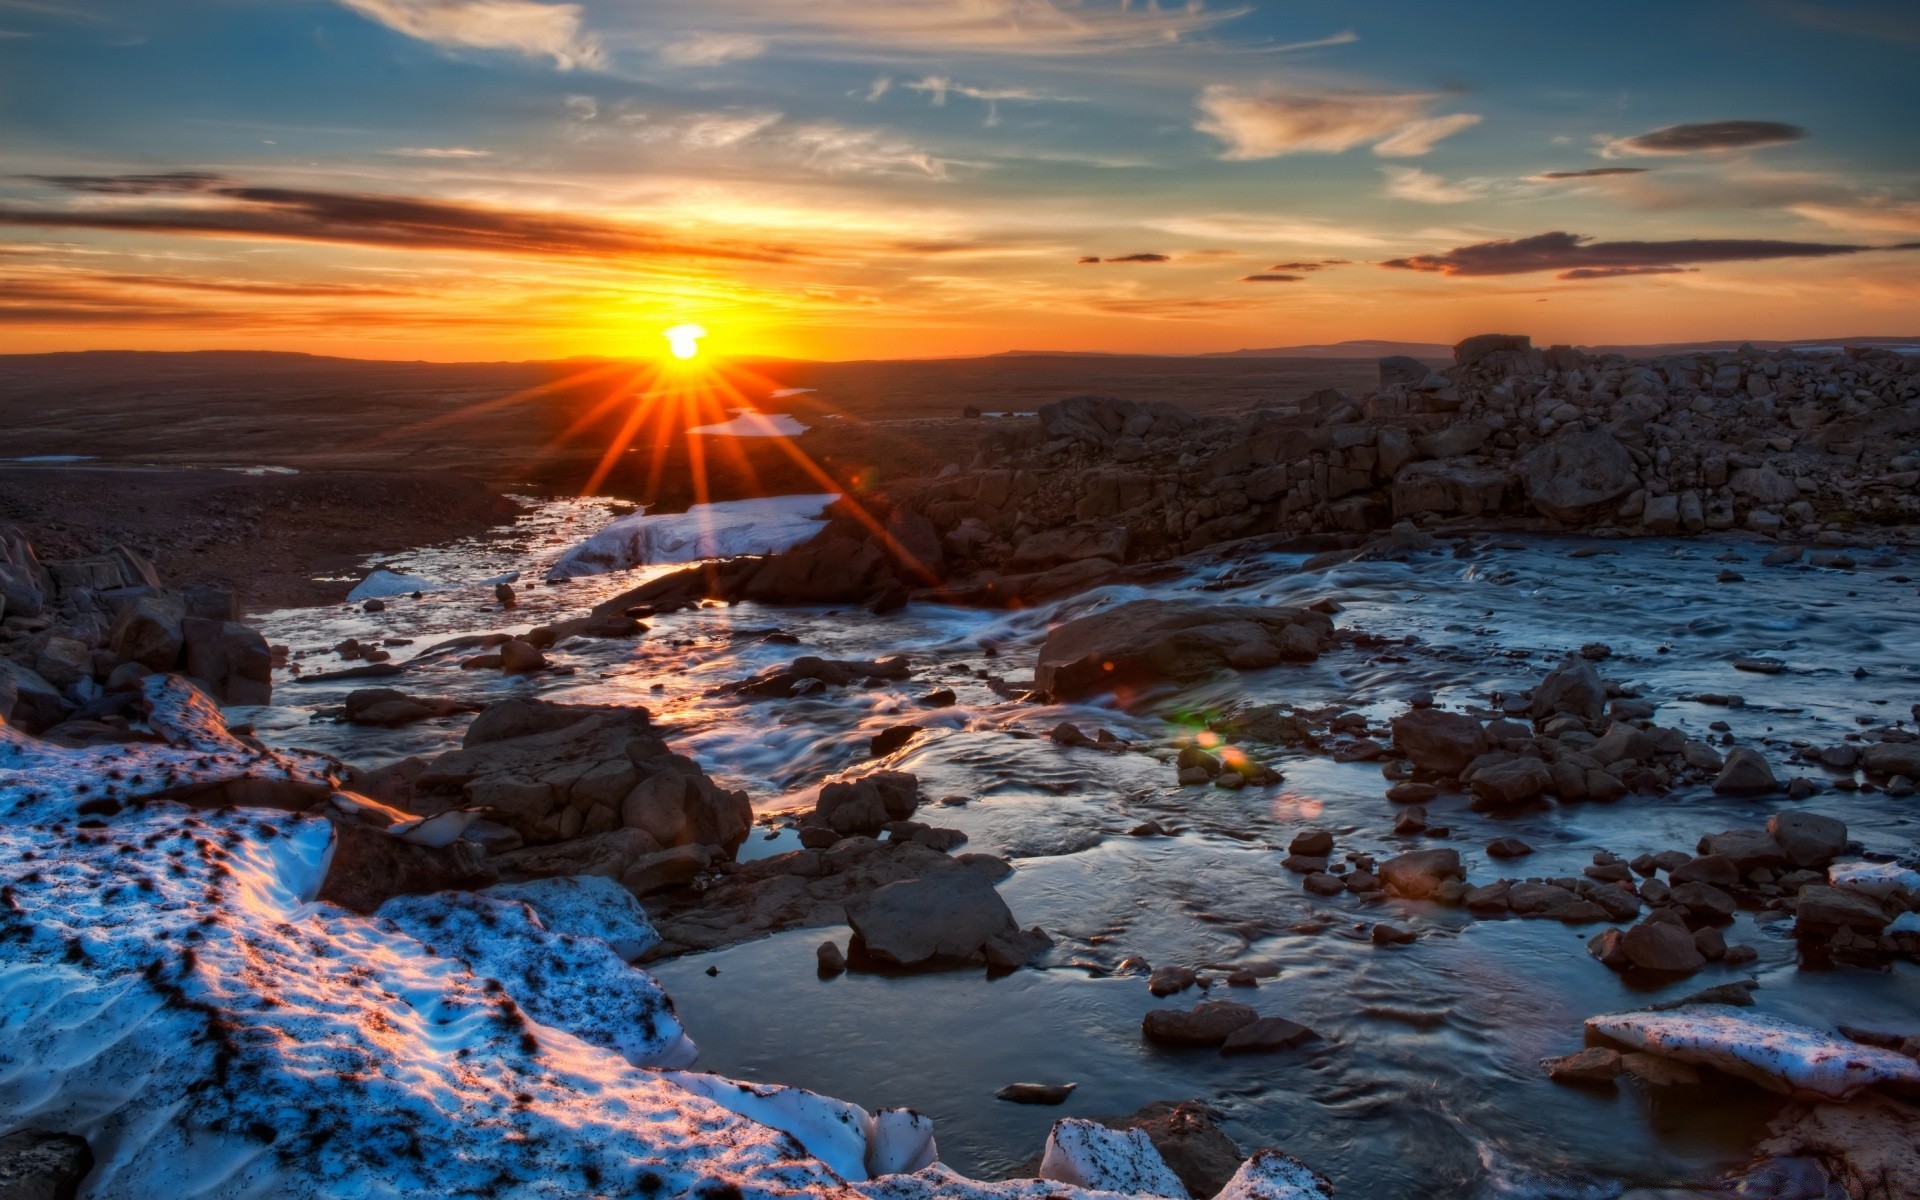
[1041,1120,1188,1198]
[546,492,839,580]
[689,410,811,437]
[346,568,453,602]
[1586,1007,1920,1101]
[657,1072,937,1182]
[1214,1151,1336,1200]
[483,873,660,960]
[377,891,696,1068]
[1828,859,1920,899]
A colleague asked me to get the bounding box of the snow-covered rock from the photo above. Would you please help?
[1040,1119,1189,1198]
[1828,859,1920,899]
[546,493,839,580]
[1214,1151,1336,1200]
[1585,1007,1920,1101]
[376,891,696,1068]
[346,568,451,602]
[483,874,661,961]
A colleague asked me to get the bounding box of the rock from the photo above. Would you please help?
[722,655,912,699]
[1034,599,1331,701]
[1794,885,1890,933]
[1386,781,1437,803]
[1587,1009,1920,1101]
[1699,828,1789,874]
[1518,430,1639,521]
[1469,756,1553,807]
[1288,829,1334,857]
[1544,1047,1623,1085]
[1379,849,1464,899]
[109,591,187,671]
[1391,459,1508,518]
[1531,656,1606,723]
[1749,1094,1920,1200]
[1860,742,1920,779]
[1220,1016,1318,1054]
[620,845,712,895]
[1142,1000,1259,1047]
[869,724,923,757]
[814,771,919,835]
[816,941,846,975]
[1767,811,1847,869]
[1149,965,1197,996]
[1486,838,1534,859]
[1618,920,1706,974]
[998,1082,1075,1105]
[1714,747,1780,795]
[318,814,498,913]
[1390,708,1487,774]
[1621,1052,1701,1088]
[498,638,545,674]
[1370,922,1416,946]
[0,1129,93,1200]
[845,870,1021,967]
[1099,1101,1246,1200]
[1213,1150,1335,1200]
[0,658,73,734]
[1010,525,1129,570]
[1379,355,1430,388]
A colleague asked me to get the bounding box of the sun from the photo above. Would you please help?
[663,323,707,361]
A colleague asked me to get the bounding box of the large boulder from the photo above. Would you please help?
[181,616,274,705]
[1379,849,1464,899]
[739,535,897,605]
[1391,459,1508,518]
[1390,708,1487,775]
[1009,525,1129,571]
[1469,756,1553,807]
[1454,333,1531,367]
[1518,431,1639,521]
[845,870,1021,967]
[1530,656,1606,723]
[814,771,919,835]
[1035,600,1331,702]
[1767,812,1846,869]
[109,591,187,671]
[1861,741,1920,779]
[1378,356,1430,389]
[0,658,74,733]
[1713,748,1780,796]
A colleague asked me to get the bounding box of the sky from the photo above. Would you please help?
[1,0,1917,361]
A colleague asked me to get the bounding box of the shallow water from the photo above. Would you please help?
[252,503,1920,1199]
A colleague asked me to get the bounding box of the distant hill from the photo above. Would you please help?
[1199,340,1451,359]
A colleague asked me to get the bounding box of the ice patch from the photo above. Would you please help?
[771,387,816,398]
[1585,1006,1920,1101]
[376,891,696,1068]
[345,568,451,602]
[482,873,661,961]
[1828,859,1920,899]
[1040,1119,1189,1198]
[689,410,811,437]
[546,493,839,580]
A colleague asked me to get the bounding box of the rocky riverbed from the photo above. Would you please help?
[3,339,1919,1199]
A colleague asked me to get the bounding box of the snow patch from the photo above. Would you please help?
[1040,1119,1189,1198]
[1828,859,1920,899]
[689,410,811,437]
[482,874,661,961]
[546,493,839,580]
[1585,1006,1920,1101]
[1215,1151,1336,1200]
[345,568,451,602]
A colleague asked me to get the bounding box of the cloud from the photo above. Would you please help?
[1104,252,1169,263]
[387,146,492,158]
[1764,2,1920,45]
[630,110,950,176]
[1557,266,1695,280]
[1268,259,1348,270]
[902,74,1077,125]
[1,173,794,263]
[1382,165,1482,203]
[1240,273,1302,282]
[1151,214,1392,246]
[335,0,604,69]
[1195,87,1479,159]
[1601,120,1804,156]
[864,75,892,101]
[1790,199,1920,236]
[1530,167,1649,180]
[1381,229,1902,276]
[658,32,768,65]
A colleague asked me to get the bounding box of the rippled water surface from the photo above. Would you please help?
[251,501,1920,1199]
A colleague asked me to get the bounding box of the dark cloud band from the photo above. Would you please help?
[1381,230,1904,277]
[1610,120,1804,154]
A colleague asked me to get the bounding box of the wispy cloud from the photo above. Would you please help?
[1529,166,1649,181]
[386,146,492,158]
[1381,229,1905,278]
[335,0,604,69]
[901,74,1078,125]
[1599,119,1803,157]
[1381,166,1483,203]
[1789,198,1920,236]
[1240,273,1302,282]
[1195,87,1479,159]
[658,31,768,66]
[631,109,954,177]
[1150,214,1392,246]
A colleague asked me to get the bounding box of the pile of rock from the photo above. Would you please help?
[0,525,272,736]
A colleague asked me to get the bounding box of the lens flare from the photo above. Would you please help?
[664,324,707,360]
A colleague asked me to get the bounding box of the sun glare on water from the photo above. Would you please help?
[664,323,707,361]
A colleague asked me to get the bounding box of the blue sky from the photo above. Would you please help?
[2,0,1916,359]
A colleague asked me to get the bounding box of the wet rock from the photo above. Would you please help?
[1370,922,1416,946]
[1486,838,1534,859]
[1793,885,1890,933]
[0,1128,93,1200]
[1288,829,1334,857]
[1379,848,1464,899]
[1385,781,1437,803]
[1621,1052,1701,1088]
[1767,811,1847,869]
[869,724,923,757]
[845,869,1022,967]
[1034,599,1331,701]
[1469,757,1553,807]
[1617,920,1706,974]
[1465,881,1511,911]
[1713,747,1780,795]
[1389,708,1487,774]
[1099,1100,1246,1200]
[498,638,545,674]
[816,940,846,975]
[1220,1016,1317,1054]
[1302,872,1344,896]
[1748,1095,1920,1200]
[1507,881,1578,915]
[814,770,920,835]
[1860,741,1920,779]
[1531,656,1607,723]
[723,655,912,699]
[1671,880,1737,920]
[341,688,471,727]
[319,814,498,913]
[998,1082,1075,1105]
[1543,1047,1623,1085]
[1142,1000,1259,1047]
[1149,965,1197,996]
[1698,830,1788,874]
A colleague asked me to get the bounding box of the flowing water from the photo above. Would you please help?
[248,498,1920,1200]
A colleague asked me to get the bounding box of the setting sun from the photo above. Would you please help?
[664,324,707,361]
